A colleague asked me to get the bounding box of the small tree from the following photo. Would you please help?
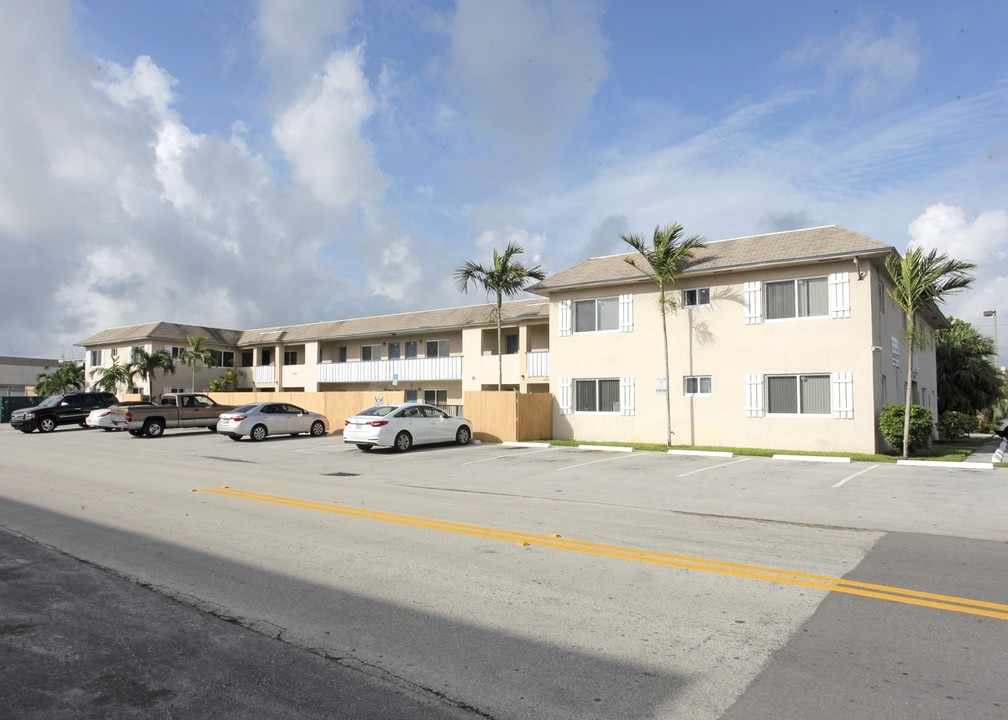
[454,242,546,390]
[130,347,176,398]
[88,356,134,395]
[879,404,933,452]
[179,335,212,392]
[35,361,85,395]
[621,223,707,447]
[209,367,243,392]
[885,247,974,458]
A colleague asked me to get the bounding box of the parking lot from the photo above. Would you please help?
[2,424,1007,719]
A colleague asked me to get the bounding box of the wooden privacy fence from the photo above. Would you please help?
[204,390,553,443]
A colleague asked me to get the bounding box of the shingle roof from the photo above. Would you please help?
[76,322,243,348]
[529,225,895,293]
[236,298,549,346]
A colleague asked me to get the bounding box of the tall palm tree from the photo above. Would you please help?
[89,356,135,395]
[885,247,975,458]
[936,318,1000,415]
[454,242,546,390]
[620,222,707,447]
[179,335,212,392]
[130,347,176,398]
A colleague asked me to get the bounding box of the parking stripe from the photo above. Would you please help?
[201,486,1008,621]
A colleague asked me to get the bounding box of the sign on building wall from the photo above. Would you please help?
[891,336,900,368]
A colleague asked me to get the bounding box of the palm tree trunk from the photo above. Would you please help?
[496,292,503,391]
[902,340,914,459]
[660,301,672,447]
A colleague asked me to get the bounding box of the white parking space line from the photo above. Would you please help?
[833,464,880,487]
[675,457,752,478]
[462,447,558,465]
[556,453,644,471]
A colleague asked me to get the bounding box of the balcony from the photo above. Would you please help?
[317,356,463,384]
[526,351,549,378]
[254,365,276,384]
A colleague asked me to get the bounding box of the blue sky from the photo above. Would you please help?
[2,0,1006,363]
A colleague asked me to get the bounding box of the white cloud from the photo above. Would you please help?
[788,15,921,109]
[473,227,546,267]
[367,236,422,302]
[907,203,1008,335]
[272,46,389,210]
[444,0,608,167]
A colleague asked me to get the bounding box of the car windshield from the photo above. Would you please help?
[355,405,397,417]
[37,396,64,408]
[232,404,258,414]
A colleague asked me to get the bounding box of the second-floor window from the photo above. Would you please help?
[283,350,298,365]
[89,350,103,366]
[406,341,417,359]
[361,344,381,361]
[574,297,618,333]
[765,277,828,320]
[388,342,400,359]
[682,288,710,307]
[426,340,449,357]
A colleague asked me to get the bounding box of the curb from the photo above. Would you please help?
[772,454,851,464]
[897,459,993,471]
[577,444,633,453]
[667,449,734,458]
[500,441,551,449]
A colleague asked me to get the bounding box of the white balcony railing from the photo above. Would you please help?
[254,365,276,384]
[317,356,463,384]
[526,351,549,378]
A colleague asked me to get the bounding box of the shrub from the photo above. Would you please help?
[879,404,933,452]
[937,411,978,441]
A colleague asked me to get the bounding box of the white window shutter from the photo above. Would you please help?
[744,282,763,325]
[559,378,572,415]
[745,373,764,417]
[829,273,852,319]
[832,371,854,419]
[620,377,635,416]
[558,300,572,337]
[619,294,634,332]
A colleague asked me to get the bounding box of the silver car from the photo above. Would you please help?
[343,402,472,452]
[86,402,153,431]
[217,402,329,442]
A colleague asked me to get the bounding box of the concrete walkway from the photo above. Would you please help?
[965,433,1006,464]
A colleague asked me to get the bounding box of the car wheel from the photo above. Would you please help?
[207,425,217,433]
[128,429,144,437]
[250,424,268,442]
[394,431,412,452]
[310,420,326,437]
[144,420,164,438]
[78,422,87,428]
[38,417,57,433]
[455,425,471,445]
[356,444,372,451]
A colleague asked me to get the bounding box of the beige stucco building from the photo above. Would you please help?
[76,226,943,453]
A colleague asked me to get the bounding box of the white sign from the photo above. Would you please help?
[891,337,900,368]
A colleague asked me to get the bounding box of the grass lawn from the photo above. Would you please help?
[542,434,1000,464]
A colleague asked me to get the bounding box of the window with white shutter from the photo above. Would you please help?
[832,371,854,419]
[619,294,634,333]
[744,282,763,325]
[829,273,852,319]
[559,378,572,414]
[745,373,764,417]
[558,300,572,337]
[620,377,635,416]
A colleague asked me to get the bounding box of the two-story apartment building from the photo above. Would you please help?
[528,225,941,453]
[76,226,943,453]
[77,300,551,406]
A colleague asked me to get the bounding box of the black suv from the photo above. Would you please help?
[11,392,119,433]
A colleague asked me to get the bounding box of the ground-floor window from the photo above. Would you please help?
[424,389,447,406]
[575,378,620,412]
[766,374,830,414]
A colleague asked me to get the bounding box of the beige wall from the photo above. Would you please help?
[547,259,930,453]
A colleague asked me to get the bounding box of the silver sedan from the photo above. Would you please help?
[217,402,329,442]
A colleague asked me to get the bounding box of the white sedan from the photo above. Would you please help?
[343,402,473,452]
[217,402,329,442]
[86,402,152,431]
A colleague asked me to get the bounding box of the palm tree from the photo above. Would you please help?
[179,335,212,392]
[35,361,85,395]
[885,247,975,458]
[89,356,135,395]
[936,318,1001,416]
[454,242,546,390]
[130,347,176,398]
[620,222,707,447]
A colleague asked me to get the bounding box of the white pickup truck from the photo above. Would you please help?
[109,393,235,437]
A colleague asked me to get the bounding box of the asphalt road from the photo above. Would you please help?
[1,424,1006,719]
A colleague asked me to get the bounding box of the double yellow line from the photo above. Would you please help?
[201,487,1008,621]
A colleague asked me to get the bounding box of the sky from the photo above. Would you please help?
[2,0,1007,364]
